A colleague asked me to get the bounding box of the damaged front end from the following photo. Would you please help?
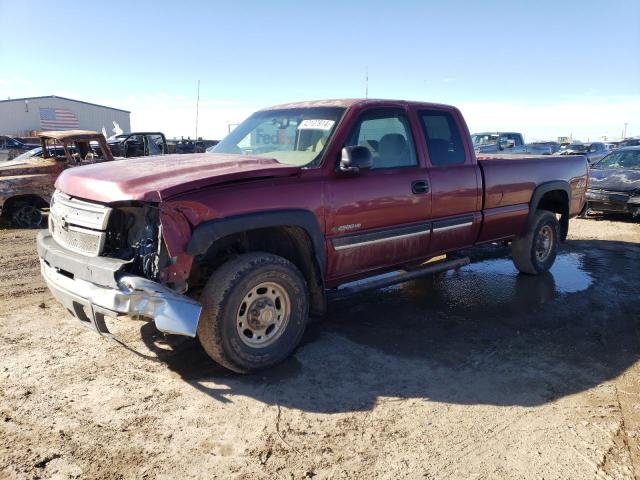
[38,191,201,337]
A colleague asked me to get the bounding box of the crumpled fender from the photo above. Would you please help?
[158,201,210,285]
[159,201,211,256]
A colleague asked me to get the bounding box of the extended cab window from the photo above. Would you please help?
[347,112,417,169]
[419,111,466,165]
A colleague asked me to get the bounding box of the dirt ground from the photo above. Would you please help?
[1,216,639,479]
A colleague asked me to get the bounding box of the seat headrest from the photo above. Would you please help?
[379,134,407,155]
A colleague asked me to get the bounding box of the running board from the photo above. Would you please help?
[328,256,470,300]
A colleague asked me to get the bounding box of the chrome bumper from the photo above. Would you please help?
[39,255,201,338]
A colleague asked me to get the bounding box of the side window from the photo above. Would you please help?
[419,110,466,165]
[347,112,417,169]
[146,134,165,155]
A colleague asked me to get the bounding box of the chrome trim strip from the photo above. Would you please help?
[333,229,430,251]
[432,221,473,233]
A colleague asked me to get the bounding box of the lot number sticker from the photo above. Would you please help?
[298,119,335,130]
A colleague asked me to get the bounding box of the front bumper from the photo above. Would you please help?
[37,231,201,337]
[586,190,640,216]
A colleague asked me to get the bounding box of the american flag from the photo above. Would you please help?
[39,107,80,130]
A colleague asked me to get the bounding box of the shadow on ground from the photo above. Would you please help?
[139,239,640,413]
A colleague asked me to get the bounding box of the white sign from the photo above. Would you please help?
[298,119,335,131]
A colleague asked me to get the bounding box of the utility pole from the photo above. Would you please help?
[195,80,201,143]
[623,122,628,139]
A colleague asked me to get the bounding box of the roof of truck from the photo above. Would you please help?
[38,130,104,141]
[263,99,454,110]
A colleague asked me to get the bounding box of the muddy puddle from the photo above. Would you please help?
[401,253,593,312]
[336,253,594,317]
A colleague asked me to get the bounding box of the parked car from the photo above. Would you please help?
[167,138,219,154]
[558,142,608,164]
[585,146,640,217]
[0,135,39,161]
[107,132,167,158]
[0,130,113,227]
[618,138,640,148]
[472,131,527,154]
[527,141,561,155]
[37,99,588,373]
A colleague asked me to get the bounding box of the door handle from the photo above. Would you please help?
[411,180,429,194]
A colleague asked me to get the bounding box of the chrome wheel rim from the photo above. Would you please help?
[535,225,554,262]
[236,281,291,348]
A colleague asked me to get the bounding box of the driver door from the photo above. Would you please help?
[326,108,432,282]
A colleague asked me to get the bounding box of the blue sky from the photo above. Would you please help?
[1,0,639,140]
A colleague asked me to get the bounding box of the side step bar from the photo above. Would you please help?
[328,256,470,300]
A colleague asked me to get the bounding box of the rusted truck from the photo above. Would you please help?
[0,130,113,227]
[37,99,589,373]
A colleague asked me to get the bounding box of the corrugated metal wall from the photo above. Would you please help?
[0,97,131,136]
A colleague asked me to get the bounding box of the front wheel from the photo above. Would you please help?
[11,203,44,228]
[511,210,560,275]
[197,252,309,373]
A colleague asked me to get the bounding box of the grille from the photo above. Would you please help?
[49,191,111,257]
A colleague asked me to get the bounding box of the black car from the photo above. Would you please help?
[107,132,167,158]
[585,146,640,217]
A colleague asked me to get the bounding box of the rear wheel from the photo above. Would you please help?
[511,210,560,275]
[197,252,309,373]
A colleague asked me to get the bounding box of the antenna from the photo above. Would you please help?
[365,66,369,99]
[195,80,201,144]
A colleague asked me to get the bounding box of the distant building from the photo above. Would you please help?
[0,96,130,136]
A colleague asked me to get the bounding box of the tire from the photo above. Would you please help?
[11,202,44,228]
[197,252,309,373]
[577,202,589,219]
[511,210,560,275]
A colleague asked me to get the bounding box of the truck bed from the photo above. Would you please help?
[477,154,588,211]
[475,154,588,243]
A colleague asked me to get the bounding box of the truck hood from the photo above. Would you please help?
[55,153,302,203]
[588,168,640,193]
[0,156,64,177]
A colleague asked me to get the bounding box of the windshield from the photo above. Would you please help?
[11,147,41,162]
[212,107,345,167]
[593,150,640,170]
[472,134,499,145]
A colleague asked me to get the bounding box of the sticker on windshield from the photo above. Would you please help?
[298,119,335,130]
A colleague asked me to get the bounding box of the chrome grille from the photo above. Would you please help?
[49,191,111,257]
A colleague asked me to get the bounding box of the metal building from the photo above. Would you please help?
[0,96,130,136]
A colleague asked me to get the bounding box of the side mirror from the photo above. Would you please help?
[340,145,373,173]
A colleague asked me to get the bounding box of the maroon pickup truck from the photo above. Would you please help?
[37,99,588,372]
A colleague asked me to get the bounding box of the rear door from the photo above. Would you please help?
[416,108,482,254]
[326,107,432,281]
